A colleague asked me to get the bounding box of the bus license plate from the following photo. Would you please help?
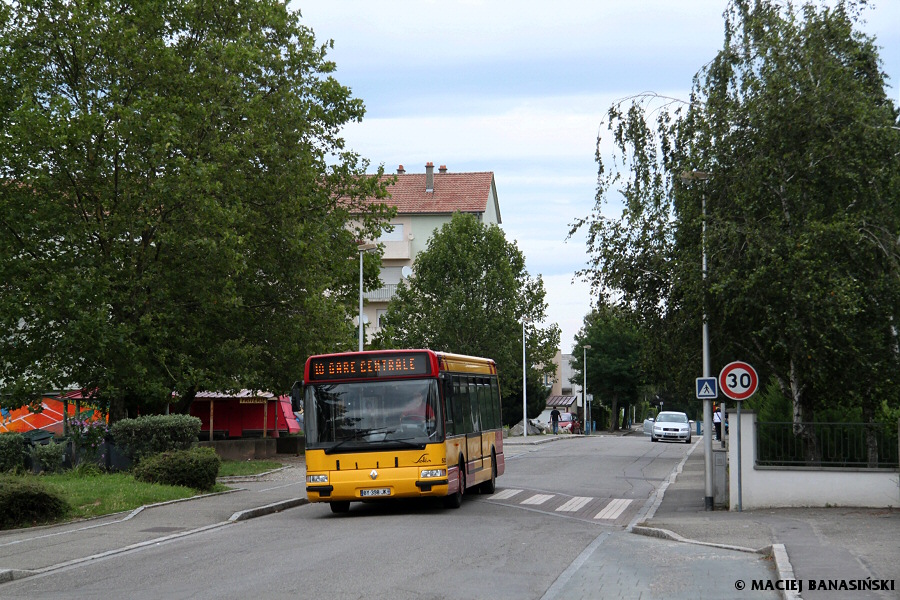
[360,488,391,497]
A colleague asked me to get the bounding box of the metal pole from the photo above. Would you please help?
[702,190,714,511]
[358,249,365,352]
[522,321,527,438]
[736,401,742,511]
[681,170,713,510]
[583,345,592,434]
[720,401,726,448]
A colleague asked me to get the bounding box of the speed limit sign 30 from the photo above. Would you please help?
[718,361,758,401]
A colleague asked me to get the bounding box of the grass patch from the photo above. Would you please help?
[35,472,226,521]
[2,457,285,529]
[218,459,283,477]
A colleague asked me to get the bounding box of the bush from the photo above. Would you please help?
[132,447,220,491]
[109,414,202,464]
[0,476,70,529]
[68,418,109,465]
[30,440,67,473]
[0,432,26,473]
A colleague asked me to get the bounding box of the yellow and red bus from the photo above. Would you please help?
[302,349,505,513]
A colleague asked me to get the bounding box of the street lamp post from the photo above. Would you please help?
[583,345,592,434]
[681,170,714,511]
[522,320,528,438]
[357,243,377,352]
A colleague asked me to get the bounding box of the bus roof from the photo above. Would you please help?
[433,351,497,375]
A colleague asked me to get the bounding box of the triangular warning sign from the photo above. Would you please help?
[699,382,714,397]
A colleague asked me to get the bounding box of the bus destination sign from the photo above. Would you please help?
[308,352,431,381]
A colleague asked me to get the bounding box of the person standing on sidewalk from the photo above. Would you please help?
[713,406,722,441]
[550,408,560,434]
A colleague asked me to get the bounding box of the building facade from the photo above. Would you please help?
[359,162,501,340]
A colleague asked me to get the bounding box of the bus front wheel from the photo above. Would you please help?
[479,450,497,494]
[444,460,465,509]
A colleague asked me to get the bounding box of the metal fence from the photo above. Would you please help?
[756,421,899,468]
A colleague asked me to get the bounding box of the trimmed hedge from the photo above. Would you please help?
[109,414,201,464]
[0,476,70,529]
[30,440,66,473]
[132,447,220,491]
[0,432,25,473]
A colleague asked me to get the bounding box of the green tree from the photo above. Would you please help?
[374,212,560,426]
[572,305,643,431]
[573,0,900,458]
[0,0,393,421]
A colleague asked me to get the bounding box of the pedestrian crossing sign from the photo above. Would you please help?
[696,377,718,399]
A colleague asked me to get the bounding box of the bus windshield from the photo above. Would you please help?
[304,378,442,452]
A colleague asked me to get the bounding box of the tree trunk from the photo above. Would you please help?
[171,386,197,415]
[609,395,619,432]
[108,396,126,425]
[788,358,820,464]
[862,404,879,468]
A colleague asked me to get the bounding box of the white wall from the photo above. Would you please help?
[729,411,900,510]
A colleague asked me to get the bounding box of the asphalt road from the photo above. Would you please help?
[2,435,775,600]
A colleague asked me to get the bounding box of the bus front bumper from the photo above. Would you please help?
[306,469,449,502]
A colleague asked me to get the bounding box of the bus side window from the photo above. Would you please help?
[442,375,454,433]
[468,377,479,433]
[478,378,493,430]
[453,375,466,434]
[490,378,501,429]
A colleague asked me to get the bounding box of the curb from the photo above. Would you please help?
[771,543,803,600]
[631,524,768,554]
[0,569,35,584]
[229,498,308,522]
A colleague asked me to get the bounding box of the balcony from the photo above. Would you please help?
[381,240,410,260]
[363,284,398,302]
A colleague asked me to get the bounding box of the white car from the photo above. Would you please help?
[651,411,692,443]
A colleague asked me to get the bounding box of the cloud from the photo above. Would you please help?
[296,0,900,355]
[542,273,593,354]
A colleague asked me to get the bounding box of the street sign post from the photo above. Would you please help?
[717,360,758,512]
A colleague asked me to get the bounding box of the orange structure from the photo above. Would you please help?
[0,391,105,436]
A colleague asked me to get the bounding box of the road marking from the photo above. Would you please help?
[521,494,554,505]
[489,489,523,501]
[595,498,632,520]
[555,497,593,512]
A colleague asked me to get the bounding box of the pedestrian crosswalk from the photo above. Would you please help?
[555,496,592,513]
[520,494,554,505]
[594,498,632,520]
[484,489,638,524]
[489,488,523,501]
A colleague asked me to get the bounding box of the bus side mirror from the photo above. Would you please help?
[290,381,303,412]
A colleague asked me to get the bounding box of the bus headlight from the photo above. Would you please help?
[420,469,446,478]
[307,474,328,483]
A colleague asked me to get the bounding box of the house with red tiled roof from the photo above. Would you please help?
[359,162,502,340]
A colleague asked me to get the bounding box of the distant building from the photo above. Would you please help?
[538,351,584,424]
[357,162,501,339]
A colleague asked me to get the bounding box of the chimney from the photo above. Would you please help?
[397,164,405,174]
[425,162,434,192]
[439,165,447,174]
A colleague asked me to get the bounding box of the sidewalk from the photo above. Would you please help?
[635,441,900,599]
[0,458,308,582]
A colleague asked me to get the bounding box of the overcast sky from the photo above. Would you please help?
[294,0,900,354]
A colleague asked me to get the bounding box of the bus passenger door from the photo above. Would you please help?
[466,378,483,474]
